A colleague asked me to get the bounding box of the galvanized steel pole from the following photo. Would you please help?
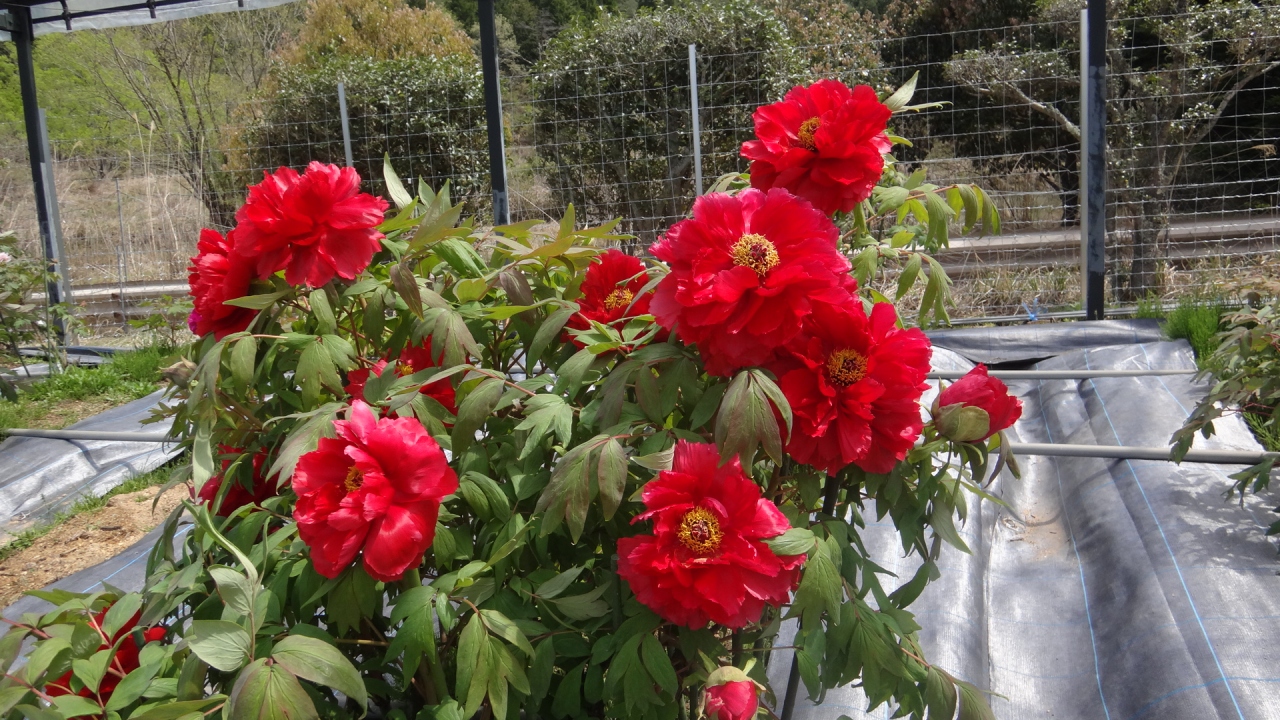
[479,0,510,225]
[1080,1,1107,319]
[688,44,703,196]
[338,81,355,169]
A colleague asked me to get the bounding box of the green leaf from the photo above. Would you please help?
[551,585,611,621]
[272,635,369,717]
[452,377,504,455]
[49,696,100,718]
[297,339,341,404]
[383,154,413,209]
[957,681,996,720]
[639,635,676,696]
[231,336,257,389]
[434,238,488,278]
[209,567,254,619]
[309,289,336,335]
[454,277,489,303]
[101,593,143,638]
[480,609,535,657]
[535,567,583,600]
[433,309,483,367]
[551,662,584,719]
[129,698,225,720]
[391,262,423,319]
[267,403,342,481]
[187,619,251,673]
[789,549,841,628]
[529,306,577,368]
[72,648,112,695]
[896,253,923,302]
[924,667,958,720]
[229,659,320,720]
[536,436,609,542]
[223,290,289,310]
[596,438,628,520]
[516,394,574,460]
[714,369,788,467]
[105,662,162,711]
[529,640,556,706]
[455,613,486,700]
[14,705,60,720]
[882,71,919,111]
[765,527,817,556]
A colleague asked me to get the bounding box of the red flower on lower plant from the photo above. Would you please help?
[292,400,458,582]
[197,447,277,517]
[649,188,855,376]
[344,340,458,416]
[616,440,804,628]
[741,79,892,216]
[934,364,1023,442]
[45,604,166,701]
[704,679,759,720]
[565,249,657,348]
[187,228,256,339]
[235,162,389,288]
[768,300,931,475]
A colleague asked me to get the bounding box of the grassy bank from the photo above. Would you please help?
[0,345,171,431]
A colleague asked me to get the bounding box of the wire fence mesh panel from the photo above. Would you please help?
[0,6,1276,327]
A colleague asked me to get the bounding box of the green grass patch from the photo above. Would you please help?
[0,462,174,566]
[1161,298,1228,366]
[0,345,173,431]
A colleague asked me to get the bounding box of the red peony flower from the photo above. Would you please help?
[565,249,656,348]
[197,446,277,517]
[187,228,256,339]
[344,341,458,416]
[649,188,856,376]
[616,440,804,629]
[741,79,892,216]
[768,300,931,475]
[292,400,457,582]
[704,680,759,720]
[934,364,1023,442]
[234,162,390,288]
[45,604,166,701]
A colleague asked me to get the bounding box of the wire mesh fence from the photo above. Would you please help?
[1,5,1276,327]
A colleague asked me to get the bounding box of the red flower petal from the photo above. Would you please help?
[292,400,457,581]
[618,440,803,629]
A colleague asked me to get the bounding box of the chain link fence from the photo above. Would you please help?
[2,6,1276,328]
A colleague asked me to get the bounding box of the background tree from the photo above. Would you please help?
[232,0,490,211]
[944,0,1280,299]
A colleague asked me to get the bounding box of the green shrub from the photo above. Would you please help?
[232,55,490,213]
[529,0,804,241]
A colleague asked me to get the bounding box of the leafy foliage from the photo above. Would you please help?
[1172,303,1280,505]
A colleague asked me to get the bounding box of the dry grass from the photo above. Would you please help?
[0,160,208,287]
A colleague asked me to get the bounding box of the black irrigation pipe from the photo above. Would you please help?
[927,369,1198,380]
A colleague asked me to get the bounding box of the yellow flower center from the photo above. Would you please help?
[797,117,821,150]
[603,288,634,312]
[677,507,723,555]
[343,465,364,493]
[826,348,868,387]
[730,234,780,277]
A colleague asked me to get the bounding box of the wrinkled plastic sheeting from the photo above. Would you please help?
[926,319,1165,365]
[0,390,178,540]
[769,340,1280,720]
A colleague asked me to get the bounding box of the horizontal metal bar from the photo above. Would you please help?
[928,369,1198,380]
[1009,442,1277,465]
[4,428,173,442]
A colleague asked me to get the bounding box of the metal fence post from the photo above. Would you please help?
[338,81,355,169]
[1080,1,1107,319]
[688,44,703,196]
[115,179,128,322]
[479,0,510,225]
[37,109,71,313]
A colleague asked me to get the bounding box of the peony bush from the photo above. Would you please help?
[0,77,1021,720]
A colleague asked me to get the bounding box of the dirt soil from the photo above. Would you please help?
[0,485,187,609]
